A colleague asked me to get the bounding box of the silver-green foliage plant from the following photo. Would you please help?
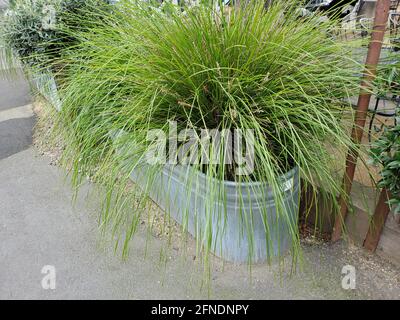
[0,0,111,69]
[52,0,363,265]
[1,0,61,67]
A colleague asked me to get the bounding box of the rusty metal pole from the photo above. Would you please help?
[363,188,392,251]
[331,0,391,242]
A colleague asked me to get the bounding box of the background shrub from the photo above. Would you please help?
[0,0,111,69]
[371,110,400,215]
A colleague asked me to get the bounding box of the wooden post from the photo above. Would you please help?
[363,188,392,252]
[331,0,391,242]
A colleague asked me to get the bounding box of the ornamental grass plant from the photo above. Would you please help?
[48,0,365,267]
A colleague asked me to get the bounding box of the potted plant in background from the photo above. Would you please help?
[0,0,112,110]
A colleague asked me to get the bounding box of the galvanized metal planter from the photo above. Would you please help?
[31,71,62,111]
[130,163,300,263]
